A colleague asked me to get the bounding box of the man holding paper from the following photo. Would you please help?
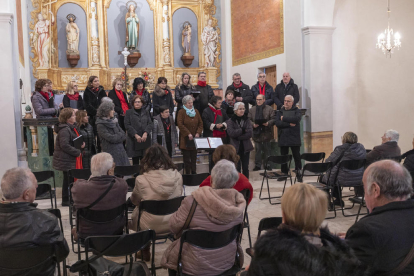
[275,95,302,181]
[248,94,276,171]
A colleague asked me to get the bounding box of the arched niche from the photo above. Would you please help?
[172,8,199,68]
[57,3,88,68]
[107,0,155,68]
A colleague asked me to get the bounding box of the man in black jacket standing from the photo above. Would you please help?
[251,72,275,106]
[194,71,214,115]
[226,73,253,114]
[0,168,69,276]
[346,160,414,275]
[274,72,300,110]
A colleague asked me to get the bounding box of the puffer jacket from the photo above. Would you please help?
[322,143,366,186]
[152,115,178,156]
[152,85,175,117]
[248,105,275,143]
[161,187,246,275]
[96,117,129,166]
[124,108,153,158]
[31,91,58,118]
[130,169,183,234]
[274,79,300,110]
[251,81,275,106]
[0,202,69,276]
[52,123,81,171]
[226,114,254,153]
[403,149,414,182]
[78,123,96,169]
[130,89,152,112]
[275,106,302,147]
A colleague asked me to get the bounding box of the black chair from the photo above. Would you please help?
[114,165,140,178]
[68,168,91,180]
[239,189,252,248]
[182,173,210,195]
[126,178,136,192]
[366,149,372,154]
[33,170,56,209]
[299,162,333,185]
[332,159,368,219]
[48,209,68,276]
[175,163,184,173]
[259,155,293,205]
[294,152,326,183]
[177,224,243,276]
[245,217,283,257]
[84,230,157,276]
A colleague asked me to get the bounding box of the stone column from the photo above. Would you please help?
[90,0,100,68]
[302,26,335,155]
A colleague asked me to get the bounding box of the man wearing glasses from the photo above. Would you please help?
[248,94,276,171]
[251,72,275,106]
[226,73,253,114]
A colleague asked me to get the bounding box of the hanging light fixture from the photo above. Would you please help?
[376,0,401,57]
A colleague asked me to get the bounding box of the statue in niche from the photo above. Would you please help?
[125,1,140,50]
[182,22,192,56]
[31,11,54,68]
[66,14,79,55]
[201,19,218,68]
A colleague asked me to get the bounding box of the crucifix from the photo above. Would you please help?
[118,48,131,91]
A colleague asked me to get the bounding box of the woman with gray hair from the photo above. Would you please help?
[161,160,245,275]
[226,101,253,179]
[96,101,129,166]
[176,94,203,174]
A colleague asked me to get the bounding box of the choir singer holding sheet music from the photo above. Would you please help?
[275,95,302,181]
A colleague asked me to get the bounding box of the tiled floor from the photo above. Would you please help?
[35,170,365,276]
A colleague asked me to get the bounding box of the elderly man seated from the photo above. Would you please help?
[71,152,128,239]
[0,167,69,276]
[346,160,414,274]
[366,129,401,165]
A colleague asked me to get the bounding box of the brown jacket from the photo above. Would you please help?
[161,186,246,275]
[176,108,203,150]
[72,175,128,238]
[366,141,401,165]
[130,169,183,234]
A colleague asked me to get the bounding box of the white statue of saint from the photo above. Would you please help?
[182,22,192,56]
[66,14,80,55]
[31,11,54,68]
[201,19,218,67]
[125,2,140,50]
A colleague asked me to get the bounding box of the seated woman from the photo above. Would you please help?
[322,131,366,206]
[245,183,368,276]
[161,160,246,276]
[72,153,128,239]
[153,105,178,157]
[75,110,96,169]
[199,144,253,204]
[63,81,84,110]
[130,144,183,260]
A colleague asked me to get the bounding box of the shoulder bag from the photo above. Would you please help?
[174,199,198,239]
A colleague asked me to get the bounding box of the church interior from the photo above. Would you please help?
[1,0,414,275]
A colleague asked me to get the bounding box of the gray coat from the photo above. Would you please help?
[322,143,366,186]
[96,117,129,166]
[248,105,275,143]
[226,115,254,153]
[153,115,178,156]
[31,91,58,118]
[53,123,81,171]
[124,109,153,158]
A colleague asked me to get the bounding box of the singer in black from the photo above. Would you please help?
[153,105,178,157]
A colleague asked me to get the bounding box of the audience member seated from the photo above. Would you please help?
[0,168,69,276]
[245,183,367,276]
[402,136,414,183]
[366,129,401,165]
[161,160,246,276]
[130,144,183,261]
[71,153,128,239]
[346,160,414,275]
[322,132,366,206]
[200,144,253,204]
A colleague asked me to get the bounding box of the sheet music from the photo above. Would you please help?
[208,138,223,149]
[194,138,210,149]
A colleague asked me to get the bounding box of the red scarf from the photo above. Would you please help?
[209,105,226,138]
[39,91,50,101]
[164,89,169,95]
[67,93,79,101]
[259,83,266,95]
[115,89,129,113]
[73,128,83,176]
[197,80,207,87]
[233,82,243,89]
[49,90,54,97]
[135,89,144,96]
[92,87,99,93]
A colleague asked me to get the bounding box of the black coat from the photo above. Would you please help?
[78,123,96,169]
[83,86,106,125]
[124,108,153,158]
[274,79,300,110]
[52,123,81,171]
[175,83,197,112]
[201,104,229,138]
[226,115,254,153]
[152,85,174,117]
[403,149,414,182]
[194,84,214,115]
[275,106,302,147]
[251,81,275,106]
[226,82,254,114]
[63,94,84,110]
[130,89,151,112]
[106,89,129,116]
[247,226,368,276]
[0,202,69,276]
[346,200,414,275]
[221,101,235,117]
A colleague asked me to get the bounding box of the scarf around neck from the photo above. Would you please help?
[67,93,79,101]
[233,82,243,89]
[197,80,207,87]
[39,91,50,101]
[135,89,144,96]
[183,105,196,118]
[209,104,226,138]
[259,82,266,95]
[115,89,129,113]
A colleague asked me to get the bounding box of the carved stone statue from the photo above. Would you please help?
[125,1,140,50]
[31,11,54,68]
[201,19,218,68]
[182,22,192,56]
[66,14,79,55]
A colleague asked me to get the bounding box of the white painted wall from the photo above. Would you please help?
[332,0,414,153]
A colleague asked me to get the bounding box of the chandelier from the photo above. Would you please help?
[376,0,401,57]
